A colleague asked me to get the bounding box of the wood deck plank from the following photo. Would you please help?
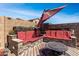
[66,46,79,56]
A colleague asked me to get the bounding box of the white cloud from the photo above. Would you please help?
[0,7,42,20]
[45,13,79,24]
[0,4,79,23]
[5,9,41,17]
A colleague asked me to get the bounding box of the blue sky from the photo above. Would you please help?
[0,3,79,24]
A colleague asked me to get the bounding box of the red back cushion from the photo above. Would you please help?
[62,31,71,40]
[25,31,35,42]
[34,30,39,37]
[17,31,26,41]
[51,30,56,38]
[66,31,71,38]
[56,30,64,39]
[45,30,51,36]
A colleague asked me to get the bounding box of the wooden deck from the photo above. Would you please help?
[8,42,45,56]
[19,42,45,56]
[66,46,79,56]
[8,42,79,56]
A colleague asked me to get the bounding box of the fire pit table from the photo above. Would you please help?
[39,41,68,56]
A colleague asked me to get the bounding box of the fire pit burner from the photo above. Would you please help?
[39,42,68,56]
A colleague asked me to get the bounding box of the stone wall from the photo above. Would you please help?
[0,16,5,49]
[0,16,38,49]
[43,23,79,47]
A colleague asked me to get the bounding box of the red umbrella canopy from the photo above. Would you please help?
[37,5,67,27]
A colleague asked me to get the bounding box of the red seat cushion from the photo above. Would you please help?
[31,37,40,42]
[44,35,51,38]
